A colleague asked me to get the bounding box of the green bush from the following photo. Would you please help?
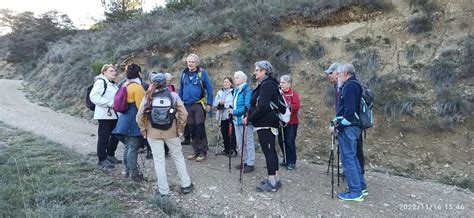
[307,40,325,59]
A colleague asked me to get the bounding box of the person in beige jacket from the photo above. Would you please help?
[136,72,194,201]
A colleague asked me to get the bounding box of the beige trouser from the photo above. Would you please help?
[148,137,192,195]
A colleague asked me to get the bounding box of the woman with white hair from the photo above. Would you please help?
[246,60,282,192]
[228,71,255,173]
[278,74,301,170]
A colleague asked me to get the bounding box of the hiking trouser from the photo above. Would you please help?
[235,125,255,166]
[185,103,208,155]
[220,119,236,152]
[97,119,119,161]
[257,129,278,175]
[148,137,192,195]
[357,135,365,174]
[277,124,298,165]
[122,136,141,175]
[338,126,367,194]
[183,125,191,141]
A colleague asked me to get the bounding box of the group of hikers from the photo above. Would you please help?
[88,53,368,202]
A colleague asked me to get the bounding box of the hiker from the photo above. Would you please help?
[179,54,214,162]
[147,72,170,158]
[90,64,120,169]
[325,62,365,174]
[213,77,237,156]
[136,72,194,200]
[112,63,146,181]
[277,74,301,171]
[247,60,282,192]
[332,64,368,201]
[165,72,177,92]
[229,71,255,173]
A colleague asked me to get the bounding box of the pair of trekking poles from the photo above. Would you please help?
[326,123,344,199]
[212,108,235,172]
[213,109,248,192]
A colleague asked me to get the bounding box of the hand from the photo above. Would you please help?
[228,108,233,114]
[219,99,224,104]
[206,105,211,113]
[328,126,335,135]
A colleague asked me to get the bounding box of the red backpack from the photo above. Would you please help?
[113,82,136,113]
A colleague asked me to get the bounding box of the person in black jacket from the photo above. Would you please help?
[246,60,282,192]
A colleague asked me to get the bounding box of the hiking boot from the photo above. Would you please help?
[98,159,115,169]
[231,150,238,157]
[243,165,255,173]
[337,191,364,202]
[181,183,194,194]
[130,172,145,182]
[256,180,279,192]
[260,179,282,189]
[107,156,122,164]
[187,153,199,160]
[146,149,153,159]
[362,189,369,196]
[195,154,206,162]
[286,163,295,171]
[235,163,247,169]
[181,138,191,145]
[279,161,287,167]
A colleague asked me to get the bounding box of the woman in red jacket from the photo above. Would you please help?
[278,74,301,170]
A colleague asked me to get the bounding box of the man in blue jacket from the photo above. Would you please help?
[179,54,213,162]
[333,64,368,201]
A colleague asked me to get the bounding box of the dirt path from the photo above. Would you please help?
[0,79,472,216]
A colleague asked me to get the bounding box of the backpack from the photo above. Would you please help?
[113,82,137,113]
[348,80,375,129]
[146,90,177,130]
[270,89,291,125]
[85,78,107,111]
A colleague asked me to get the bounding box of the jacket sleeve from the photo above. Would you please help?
[248,82,274,122]
[90,79,113,108]
[340,84,358,126]
[202,70,214,106]
[178,73,184,99]
[175,95,188,134]
[233,88,252,117]
[136,98,148,137]
[290,90,301,114]
[213,90,222,107]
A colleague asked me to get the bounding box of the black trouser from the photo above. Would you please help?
[357,135,365,174]
[97,119,119,161]
[220,119,236,152]
[257,129,279,175]
[183,125,191,141]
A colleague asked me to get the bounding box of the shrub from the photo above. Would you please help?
[405,44,420,64]
[90,60,106,74]
[345,36,373,52]
[426,59,457,87]
[434,90,465,116]
[407,12,432,33]
[307,40,325,59]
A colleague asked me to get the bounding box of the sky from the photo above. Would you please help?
[1,0,167,29]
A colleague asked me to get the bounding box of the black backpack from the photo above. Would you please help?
[146,90,177,130]
[85,78,107,111]
[348,80,375,129]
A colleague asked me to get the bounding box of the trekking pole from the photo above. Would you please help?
[337,135,341,186]
[214,110,223,156]
[228,114,233,173]
[239,112,248,192]
[280,122,287,166]
[330,133,335,198]
[327,122,334,175]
